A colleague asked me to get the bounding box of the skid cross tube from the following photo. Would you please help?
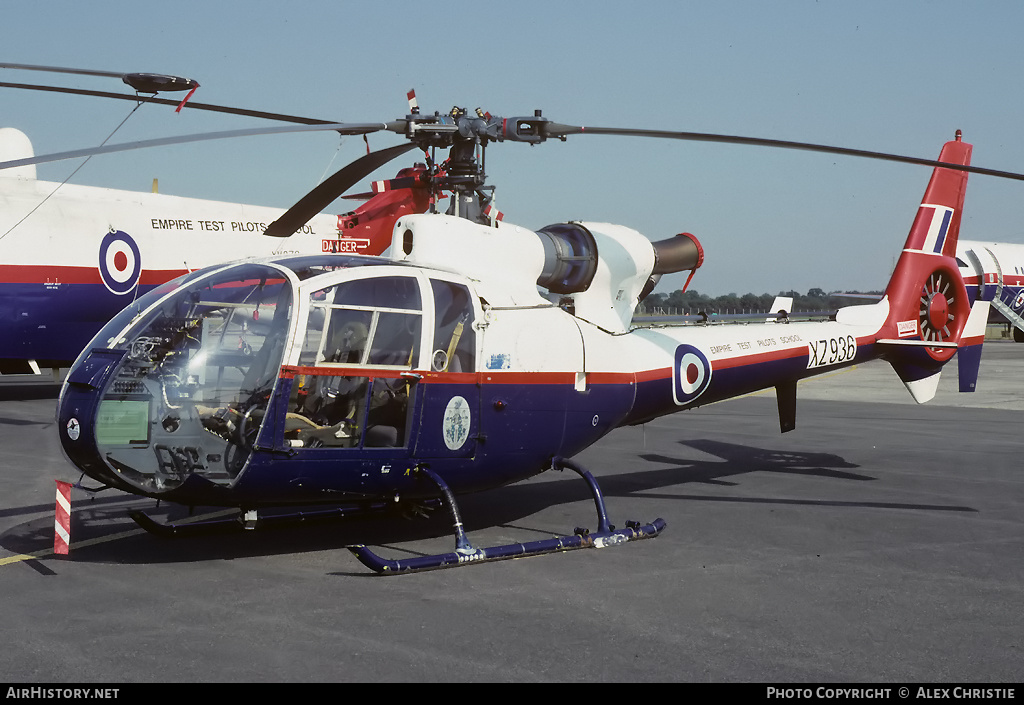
[347,459,666,574]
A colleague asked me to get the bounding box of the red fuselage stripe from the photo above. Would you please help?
[0,264,188,285]
[281,336,877,386]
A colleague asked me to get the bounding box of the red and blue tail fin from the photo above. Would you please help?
[876,133,985,401]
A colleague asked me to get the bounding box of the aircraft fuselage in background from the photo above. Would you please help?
[0,128,408,372]
[958,239,1024,341]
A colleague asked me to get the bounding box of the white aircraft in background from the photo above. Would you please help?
[957,239,1024,341]
[0,127,427,374]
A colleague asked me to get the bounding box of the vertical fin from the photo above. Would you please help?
[957,300,990,392]
[877,133,974,402]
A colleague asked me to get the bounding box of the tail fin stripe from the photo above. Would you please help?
[910,204,955,255]
[930,207,953,254]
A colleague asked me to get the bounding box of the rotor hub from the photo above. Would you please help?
[926,291,950,330]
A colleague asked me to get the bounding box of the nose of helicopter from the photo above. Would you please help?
[57,262,293,497]
[57,344,263,498]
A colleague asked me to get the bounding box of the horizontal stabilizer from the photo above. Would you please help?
[876,339,957,348]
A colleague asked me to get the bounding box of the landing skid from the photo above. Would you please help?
[129,508,243,537]
[129,502,400,538]
[348,457,666,574]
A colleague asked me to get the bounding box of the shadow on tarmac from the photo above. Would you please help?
[0,439,976,570]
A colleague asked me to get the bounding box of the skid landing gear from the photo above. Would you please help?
[129,502,403,537]
[348,457,666,574]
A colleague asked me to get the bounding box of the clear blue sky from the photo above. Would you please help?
[4,0,1024,296]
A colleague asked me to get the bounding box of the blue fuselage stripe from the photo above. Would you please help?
[0,283,156,361]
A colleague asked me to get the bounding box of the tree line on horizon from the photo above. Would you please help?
[638,287,884,315]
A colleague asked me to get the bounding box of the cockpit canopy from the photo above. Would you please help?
[71,255,478,494]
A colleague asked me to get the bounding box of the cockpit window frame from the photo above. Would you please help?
[294,269,426,371]
[86,260,307,492]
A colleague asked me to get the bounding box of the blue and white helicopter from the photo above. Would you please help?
[5,69,1023,572]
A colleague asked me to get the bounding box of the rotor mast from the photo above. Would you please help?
[387,105,556,225]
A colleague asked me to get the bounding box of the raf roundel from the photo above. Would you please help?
[672,344,713,405]
[98,230,142,295]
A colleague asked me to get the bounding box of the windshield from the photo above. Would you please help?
[93,263,293,491]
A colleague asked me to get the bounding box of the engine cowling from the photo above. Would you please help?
[535,222,704,332]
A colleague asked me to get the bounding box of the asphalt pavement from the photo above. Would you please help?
[0,344,1021,683]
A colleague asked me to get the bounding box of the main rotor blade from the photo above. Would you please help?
[264,142,418,237]
[544,124,1024,182]
[0,62,125,79]
[0,81,336,125]
[1,63,198,93]
[0,123,390,171]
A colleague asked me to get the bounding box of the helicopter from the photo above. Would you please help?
[0,64,429,374]
[5,68,1024,573]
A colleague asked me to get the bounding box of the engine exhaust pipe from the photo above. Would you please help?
[652,232,703,274]
[640,232,704,302]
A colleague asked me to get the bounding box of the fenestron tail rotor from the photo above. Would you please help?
[919,269,960,343]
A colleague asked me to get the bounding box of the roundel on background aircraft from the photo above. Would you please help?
[672,344,712,405]
[98,230,142,295]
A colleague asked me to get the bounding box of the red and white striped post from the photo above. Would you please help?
[54,480,72,555]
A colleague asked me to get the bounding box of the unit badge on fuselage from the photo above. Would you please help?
[443,396,471,450]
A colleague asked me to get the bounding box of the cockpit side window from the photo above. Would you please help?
[322,310,372,364]
[332,276,421,310]
[429,279,476,373]
[299,275,422,369]
[289,275,423,450]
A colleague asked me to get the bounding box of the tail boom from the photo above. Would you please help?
[621,134,980,428]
